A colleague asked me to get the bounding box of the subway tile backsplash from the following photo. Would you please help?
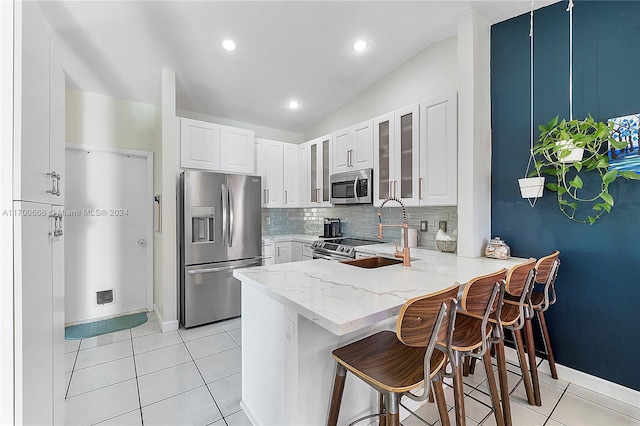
[262,205,457,250]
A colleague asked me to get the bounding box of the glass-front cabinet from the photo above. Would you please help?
[306,134,332,207]
[373,104,420,206]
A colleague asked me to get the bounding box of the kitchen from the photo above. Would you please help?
[2,1,640,426]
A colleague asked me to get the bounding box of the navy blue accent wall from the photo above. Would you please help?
[491,1,640,391]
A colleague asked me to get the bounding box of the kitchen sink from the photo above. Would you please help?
[341,256,403,269]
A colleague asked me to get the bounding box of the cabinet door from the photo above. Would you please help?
[419,92,458,205]
[332,128,351,174]
[373,112,394,206]
[264,140,284,207]
[352,120,374,170]
[275,241,292,264]
[14,1,50,204]
[394,104,420,206]
[14,201,53,426]
[291,242,303,262]
[220,125,255,174]
[262,242,275,265]
[320,137,331,206]
[51,205,65,425]
[283,143,299,207]
[298,143,309,207]
[180,118,220,170]
[255,140,266,205]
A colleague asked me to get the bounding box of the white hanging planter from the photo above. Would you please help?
[518,176,545,199]
[555,139,584,163]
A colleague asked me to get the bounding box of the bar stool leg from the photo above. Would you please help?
[537,310,558,379]
[513,329,535,405]
[327,364,347,426]
[385,392,400,426]
[482,350,505,426]
[432,376,451,426]
[452,352,467,426]
[523,319,542,406]
[378,393,386,426]
[494,340,512,426]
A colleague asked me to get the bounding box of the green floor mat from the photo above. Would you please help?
[65,312,148,340]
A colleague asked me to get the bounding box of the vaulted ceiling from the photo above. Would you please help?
[40,1,558,134]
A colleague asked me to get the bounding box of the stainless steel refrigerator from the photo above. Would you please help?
[179,170,262,328]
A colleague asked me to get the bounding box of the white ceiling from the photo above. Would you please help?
[39,1,558,135]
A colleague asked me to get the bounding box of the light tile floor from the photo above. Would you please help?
[65,314,640,425]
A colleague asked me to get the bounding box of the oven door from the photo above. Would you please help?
[330,169,372,204]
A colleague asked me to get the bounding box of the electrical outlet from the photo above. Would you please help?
[265,216,271,226]
[420,221,428,232]
[439,221,447,232]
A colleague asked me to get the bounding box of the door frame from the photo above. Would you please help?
[65,143,154,313]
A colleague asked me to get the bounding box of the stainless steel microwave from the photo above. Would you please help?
[330,169,373,205]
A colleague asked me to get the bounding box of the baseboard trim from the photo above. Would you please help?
[537,360,640,408]
[240,401,259,425]
[152,304,179,333]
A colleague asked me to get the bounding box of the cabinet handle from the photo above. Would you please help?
[394,181,397,198]
[47,171,60,196]
[348,150,352,167]
[389,181,393,198]
[267,189,270,204]
[277,246,280,257]
[317,188,321,203]
[263,189,266,205]
[419,177,423,200]
[285,190,288,205]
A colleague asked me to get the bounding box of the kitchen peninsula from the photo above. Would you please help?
[233,247,524,425]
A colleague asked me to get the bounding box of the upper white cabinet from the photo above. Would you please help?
[283,143,300,207]
[180,118,255,174]
[180,118,221,170]
[306,135,332,207]
[220,125,256,174]
[298,144,309,207]
[332,119,374,174]
[373,104,420,206]
[419,92,458,205]
[255,138,284,207]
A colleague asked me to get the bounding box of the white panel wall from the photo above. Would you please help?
[304,37,458,140]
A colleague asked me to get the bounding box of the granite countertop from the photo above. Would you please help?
[233,249,526,336]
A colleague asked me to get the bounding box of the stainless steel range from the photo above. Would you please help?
[311,238,383,261]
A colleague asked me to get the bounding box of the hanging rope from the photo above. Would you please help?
[567,0,574,120]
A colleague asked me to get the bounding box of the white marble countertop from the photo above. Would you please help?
[234,249,526,336]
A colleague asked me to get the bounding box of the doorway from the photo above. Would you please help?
[64,144,153,325]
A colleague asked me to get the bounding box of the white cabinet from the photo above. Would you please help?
[332,120,374,173]
[302,243,313,260]
[298,144,309,207]
[256,138,284,207]
[419,92,458,205]
[373,104,420,206]
[262,242,276,265]
[180,118,221,170]
[181,118,255,174]
[275,241,293,264]
[306,135,332,206]
[292,242,303,262]
[220,125,256,174]
[283,143,299,207]
[5,2,66,424]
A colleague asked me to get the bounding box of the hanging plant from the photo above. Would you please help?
[531,115,640,224]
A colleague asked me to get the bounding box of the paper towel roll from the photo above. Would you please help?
[401,228,418,248]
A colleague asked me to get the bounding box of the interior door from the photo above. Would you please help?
[65,148,150,324]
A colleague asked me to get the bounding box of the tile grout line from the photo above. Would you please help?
[129,328,145,425]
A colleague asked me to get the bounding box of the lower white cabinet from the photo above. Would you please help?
[13,201,64,425]
[302,243,313,260]
[262,242,276,265]
[275,241,292,264]
[292,242,303,262]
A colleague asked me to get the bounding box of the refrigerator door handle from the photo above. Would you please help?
[221,183,228,246]
[228,184,234,247]
[186,258,262,275]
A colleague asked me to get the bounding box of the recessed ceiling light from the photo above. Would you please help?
[287,100,300,109]
[222,40,236,51]
[352,40,368,52]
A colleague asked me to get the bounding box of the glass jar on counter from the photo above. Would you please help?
[485,237,511,259]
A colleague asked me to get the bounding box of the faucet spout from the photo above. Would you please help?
[377,197,411,267]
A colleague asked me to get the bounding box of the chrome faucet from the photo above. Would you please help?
[377,197,411,267]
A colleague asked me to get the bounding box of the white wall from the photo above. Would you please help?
[304,37,458,140]
[66,88,155,152]
[178,109,304,145]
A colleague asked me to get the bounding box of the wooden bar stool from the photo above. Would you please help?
[437,269,507,426]
[327,284,460,426]
[501,250,560,407]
